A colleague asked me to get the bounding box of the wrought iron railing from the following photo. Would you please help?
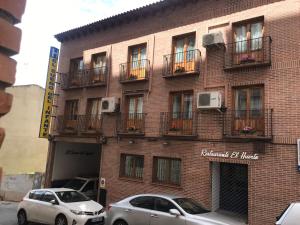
[224,36,272,70]
[59,66,107,89]
[223,109,273,139]
[119,59,150,82]
[163,49,201,77]
[55,115,79,133]
[117,113,146,135]
[78,114,102,133]
[55,114,102,135]
[160,112,198,136]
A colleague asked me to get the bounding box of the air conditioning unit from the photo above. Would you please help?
[101,97,119,113]
[197,92,222,109]
[202,32,224,48]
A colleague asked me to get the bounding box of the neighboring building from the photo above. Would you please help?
[46,0,300,225]
[0,85,48,201]
[0,0,27,147]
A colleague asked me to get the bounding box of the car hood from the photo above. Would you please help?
[65,200,103,212]
[190,212,247,225]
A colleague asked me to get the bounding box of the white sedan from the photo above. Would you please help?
[106,194,245,225]
[17,188,105,225]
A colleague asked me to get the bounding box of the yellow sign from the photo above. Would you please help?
[39,47,59,138]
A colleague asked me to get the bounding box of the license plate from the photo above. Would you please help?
[91,217,103,222]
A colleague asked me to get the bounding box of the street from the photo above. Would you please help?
[0,201,18,225]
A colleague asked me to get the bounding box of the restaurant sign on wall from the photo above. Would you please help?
[201,149,259,160]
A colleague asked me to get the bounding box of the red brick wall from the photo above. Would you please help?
[0,0,26,147]
[52,1,300,225]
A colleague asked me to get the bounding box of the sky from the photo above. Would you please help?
[14,0,159,88]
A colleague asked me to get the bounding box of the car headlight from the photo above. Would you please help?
[70,209,85,215]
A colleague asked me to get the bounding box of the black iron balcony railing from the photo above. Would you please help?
[223,109,273,140]
[117,113,146,135]
[55,114,102,135]
[119,59,150,83]
[60,66,107,89]
[163,49,201,77]
[160,112,198,137]
[224,36,272,70]
[56,115,79,133]
[78,114,102,134]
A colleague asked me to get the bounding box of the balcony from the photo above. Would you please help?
[224,36,272,71]
[60,66,107,89]
[55,115,102,135]
[117,113,146,136]
[160,112,198,138]
[163,49,201,78]
[223,109,273,141]
[119,59,150,83]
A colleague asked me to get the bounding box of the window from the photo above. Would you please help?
[82,181,95,193]
[154,197,178,213]
[91,53,106,83]
[30,190,44,201]
[153,157,181,186]
[173,34,195,73]
[70,57,84,73]
[129,196,154,210]
[125,95,144,132]
[42,192,56,203]
[168,91,193,135]
[233,17,264,64]
[128,44,147,80]
[233,86,264,135]
[120,154,144,179]
[87,98,102,115]
[64,100,78,120]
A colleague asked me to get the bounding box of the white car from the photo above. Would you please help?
[106,194,245,225]
[17,188,105,225]
[63,177,98,201]
[276,203,300,225]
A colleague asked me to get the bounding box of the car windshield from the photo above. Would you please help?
[173,198,210,215]
[56,191,90,203]
[63,179,86,190]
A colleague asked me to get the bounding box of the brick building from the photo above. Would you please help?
[0,0,26,147]
[45,0,300,225]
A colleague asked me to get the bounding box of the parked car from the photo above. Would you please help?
[17,188,105,225]
[276,203,300,225]
[63,176,98,201]
[106,194,245,225]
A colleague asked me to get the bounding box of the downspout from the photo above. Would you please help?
[106,45,113,97]
[147,34,156,99]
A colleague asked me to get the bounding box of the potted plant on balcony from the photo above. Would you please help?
[240,126,256,135]
[174,66,185,73]
[129,74,138,80]
[127,126,138,132]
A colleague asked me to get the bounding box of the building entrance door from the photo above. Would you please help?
[220,163,248,215]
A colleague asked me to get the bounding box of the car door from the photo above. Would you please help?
[29,190,45,223]
[124,196,154,225]
[150,197,186,225]
[38,191,60,224]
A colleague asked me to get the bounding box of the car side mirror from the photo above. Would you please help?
[50,199,58,205]
[169,209,181,216]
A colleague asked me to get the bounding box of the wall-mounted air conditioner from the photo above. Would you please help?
[202,32,224,48]
[101,97,119,113]
[197,92,222,109]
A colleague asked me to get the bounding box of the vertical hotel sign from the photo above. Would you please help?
[39,47,59,138]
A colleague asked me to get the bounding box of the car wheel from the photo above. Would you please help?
[113,219,128,225]
[17,210,28,225]
[55,214,68,225]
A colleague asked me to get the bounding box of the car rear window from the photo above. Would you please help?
[29,191,44,200]
[276,204,291,221]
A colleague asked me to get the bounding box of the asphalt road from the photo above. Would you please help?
[0,201,18,225]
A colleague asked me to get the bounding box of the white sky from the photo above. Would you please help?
[14,0,159,87]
